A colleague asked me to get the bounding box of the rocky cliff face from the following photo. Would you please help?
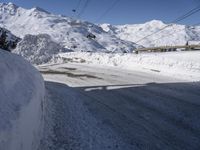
[0,27,20,51]
[13,34,71,64]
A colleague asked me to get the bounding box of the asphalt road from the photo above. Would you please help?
[38,63,200,150]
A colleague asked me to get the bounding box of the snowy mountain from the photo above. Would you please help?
[100,20,200,47]
[0,2,139,53]
[1,2,199,52]
[0,27,20,51]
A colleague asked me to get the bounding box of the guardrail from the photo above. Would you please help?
[135,45,200,54]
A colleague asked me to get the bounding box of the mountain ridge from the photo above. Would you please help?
[1,2,200,49]
[0,2,140,53]
[100,20,200,47]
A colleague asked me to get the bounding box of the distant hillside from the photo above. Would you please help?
[0,2,140,53]
[100,20,200,47]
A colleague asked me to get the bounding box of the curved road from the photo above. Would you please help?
[38,63,200,150]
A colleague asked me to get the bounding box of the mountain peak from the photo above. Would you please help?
[0,2,50,15]
[0,2,19,14]
[145,20,165,25]
[31,6,50,14]
[7,2,15,6]
[0,2,18,8]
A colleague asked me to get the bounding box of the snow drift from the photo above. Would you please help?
[0,2,139,53]
[14,34,70,65]
[0,50,45,150]
[53,51,200,81]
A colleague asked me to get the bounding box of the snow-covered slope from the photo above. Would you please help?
[0,27,20,51]
[13,34,71,65]
[53,51,200,81]
[100,20,200,47]
[0,50,44,150]
[0,2,139,53]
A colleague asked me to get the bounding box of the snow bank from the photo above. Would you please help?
[0,50,45,150]
[53,51,200,81]
[13,34,70,65]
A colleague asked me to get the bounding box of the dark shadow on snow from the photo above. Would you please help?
[40,70,102,79]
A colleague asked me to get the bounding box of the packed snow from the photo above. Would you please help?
[100,20,200,47]
[39,62,200,150]
[13,34,71,65]
[51,51,200,81]
[0,50,45,150]
[0,2,139,53]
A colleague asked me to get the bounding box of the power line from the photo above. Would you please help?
[95,0,121,23]
[135,4,200,44]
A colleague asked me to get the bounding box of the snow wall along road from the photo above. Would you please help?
[0,50,45,150]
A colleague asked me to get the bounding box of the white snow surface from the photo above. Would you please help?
[100,20,200,47]
[13,34,71,65]
[0,50,45,150]
[0,2,139,53]
[52,51,200,81]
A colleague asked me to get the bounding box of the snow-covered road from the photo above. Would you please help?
[39,63,200,150]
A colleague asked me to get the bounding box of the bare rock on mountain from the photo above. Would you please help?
[13,34,71,65]
[0,27,20,51]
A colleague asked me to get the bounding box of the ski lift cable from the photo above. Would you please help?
[86,0,120,36]
[148,21,200,44]
[77,0,91,18]
[71,0,82,18]
[95,0,121,23]
[172,7,200,23]
[148,25,185,44]
[74,0,82,12]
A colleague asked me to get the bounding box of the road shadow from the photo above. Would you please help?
[40,69,102,79]
[44,81,200,150]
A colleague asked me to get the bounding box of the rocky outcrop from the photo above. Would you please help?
[0,27,20,51]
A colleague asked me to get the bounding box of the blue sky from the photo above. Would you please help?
[1,0,200,25]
